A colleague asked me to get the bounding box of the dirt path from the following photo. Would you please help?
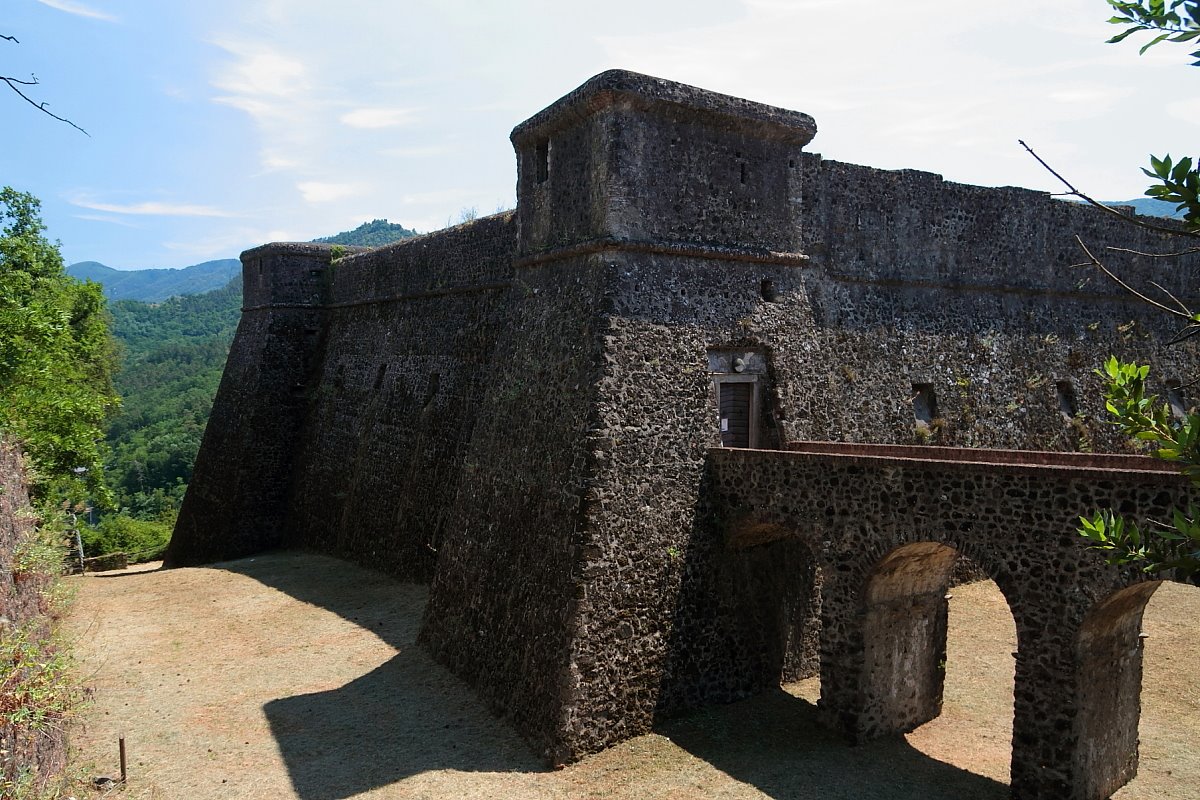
[64,552,1200,799]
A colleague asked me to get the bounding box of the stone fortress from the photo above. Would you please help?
[168,70,1200,799]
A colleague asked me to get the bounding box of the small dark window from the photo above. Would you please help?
[1166,380,1187,420]
[535,138,549,184]
[739,163,747,184]
[760,278,778,302]
[373,363,388,391]
[1056,380,1078,418]
[912,383,937,427]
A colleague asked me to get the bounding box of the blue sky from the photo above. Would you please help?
[3,0,1197,269]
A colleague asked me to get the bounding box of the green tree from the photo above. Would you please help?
[1075,2,1200,577]
[0,186,118,505]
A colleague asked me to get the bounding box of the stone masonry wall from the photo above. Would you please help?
[419,251,612,762]
[702,447,1194,799]
[284,213,517,579]
[167,244,333,566]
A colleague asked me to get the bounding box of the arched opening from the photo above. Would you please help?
[723,520,823,690]
[1075,580,1162,799]
[905,576,1017,785]
[1114,580,1200,797]
[855,542,960,737]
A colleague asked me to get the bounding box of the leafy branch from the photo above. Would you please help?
[1078,358,1200,577]
[1108,0,1200,60]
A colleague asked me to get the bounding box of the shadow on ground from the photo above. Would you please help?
[660,687,1007,800]
[219,551,543,800]
[220,550,1006,800]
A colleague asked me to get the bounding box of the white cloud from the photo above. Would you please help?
[1166,99,1200,127]
[380,144,453,158]
[70,197,234,217]
[297,181,361,203]
[163,226,297,261]
[340,107,420,129]
[35,0,116,22]
[211,43,307,98]
[73,213,141,228]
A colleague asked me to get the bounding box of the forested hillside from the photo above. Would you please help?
[313,218,417,247]
[98,219,418,540]
[106,279,242,518]
[1,187,115,797]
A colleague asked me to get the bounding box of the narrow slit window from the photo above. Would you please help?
[373,363,388,391]
[739,162,747,184]
[535,138,550,184]
[912,383,937,427]
[1166,380,1187,420]
[1056,380,1078,419]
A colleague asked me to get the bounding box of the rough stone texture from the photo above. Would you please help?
[167,243,335,566]
[172,69,1200,797]
[0,437,67,793]
[282,215,517,579]
[704,445,1193,800]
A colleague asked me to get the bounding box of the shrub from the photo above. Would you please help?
[80,514,171,563]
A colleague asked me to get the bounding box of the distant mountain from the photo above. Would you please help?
[68,259,241,303]
[313,219,418,247]
[72,221,417,303]
[1101,198,1186,219]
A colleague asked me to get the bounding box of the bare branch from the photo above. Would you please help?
[1147,280,1194,316]
[1,34,18,43]
[1106,245,1200,258]
[1019,139,1200,239]
[1,75,88,136]
[1074,235,1194,318]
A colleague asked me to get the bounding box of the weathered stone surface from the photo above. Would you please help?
[172,69,1200,797]
[704,445,1192,800]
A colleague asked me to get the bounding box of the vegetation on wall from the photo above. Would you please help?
[1075,1,1200,577]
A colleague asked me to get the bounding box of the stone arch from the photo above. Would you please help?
[855,541,961,738]
[1073,580,1162,800]
[722,515,824,686]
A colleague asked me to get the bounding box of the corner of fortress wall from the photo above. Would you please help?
[171,69,1200,767]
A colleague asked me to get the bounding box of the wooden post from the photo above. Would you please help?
[119,736,126,783]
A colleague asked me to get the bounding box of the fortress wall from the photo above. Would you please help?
[750,155,1200,451]
[172,71,1200,774]
[167,244,333,566]
[420,252,612,764]
[283,213,518,579]
[486,162,1200,756]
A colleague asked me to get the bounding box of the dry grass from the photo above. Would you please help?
[62,552,1200,799]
